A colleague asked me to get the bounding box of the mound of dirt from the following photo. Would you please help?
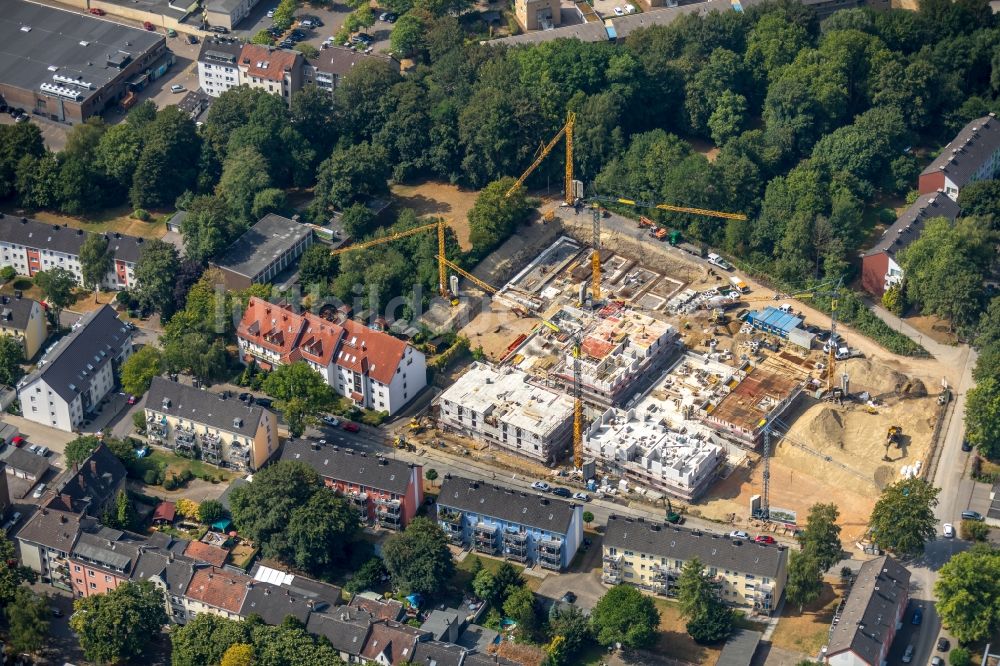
[900,378,928,398]
[840,358,908,395]
[801,407,846,447]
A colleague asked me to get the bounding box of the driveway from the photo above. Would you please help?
[535,535,605,611]
[232,4,395,56]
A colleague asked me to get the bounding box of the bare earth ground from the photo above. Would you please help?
[769,578,843,657]
[903,313,960,346]
[390,181,481,250]
[460,299,543,361]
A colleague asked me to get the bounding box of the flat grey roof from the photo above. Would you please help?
[716,629,762,666]
[214,214,312,280]
[3,446,50,478]
[0,1,164,105]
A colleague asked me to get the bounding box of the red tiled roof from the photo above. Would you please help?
[238,297,307,363]
[152,501,175,523]
[184,540,229,568]
[185,567,250,613]
[239,44,301,82]
[336,318,407,385]
[299,314,344,367]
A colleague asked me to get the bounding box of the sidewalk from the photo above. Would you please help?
[864,301,966,369]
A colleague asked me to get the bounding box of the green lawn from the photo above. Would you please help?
[134,450,233,485]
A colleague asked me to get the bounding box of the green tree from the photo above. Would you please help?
[391,13,426,58]
[218,146,272,225]
[0,533,35,615]
[252,29,276,45]
[64,435,102,468]
[261,362,336,436]
[959,180,1000,228]
[162,332,229,384]
[129,106,201,209]
[103,489,135,531]
[33,267,76,322]
[951,647,972,666]
[170,613,250,666]
[590,585,660,649]
[134,239,180,318]
[472,569,500,606]
[799,503,842,572]
[677,557,732,644]
[285,489,360,576]
[966,377,1000,459]
[339,202,377,237]
[582,511,595,526]
[868,477,940,555]
[5,587,49,656]
[298,243,335,289]
[0,123,44,199]
[229,460,322,558]
[935,544,1000,644]
[295,43,319,60]
[79,233,113,292]
[346,558,388,595]
[382,516,455,598]
[70,580,167,664]
[16,152,61,210]
[503,586,539,642]
[468,178,532,256]
[548,603,590,660]
[786,551,824,612]
[960,519,990,541]
[708,91,748,146]
[181,195,245,265]
[198,499,226,525]
[252,188,287,220]
[882,284,905,315]
[425,468,439,485]
[221,643,255,666]
[309,142,391,221]
[0,335,24,386]
[120,345,163,396]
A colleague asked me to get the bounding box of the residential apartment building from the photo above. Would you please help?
[0,215,145,290]
[282,441,423,530]
[197,38,243,98]
[212,214,313,289]
[237,298,427,416]
[69,527,142,598]
[0,293,47,360]
[861,192,960,297]
[602,515,787,613]
[437,362,575,465]
[825,556,910,666]
[919,113,1000,200]
[144,377,279,471]
[515,0,561,30]
[182,566,250,621]
[237,44,303,107]
[205,0,262,30]
[48,444,127,517]
[304,48,400,94]
[16,506,91,592]
[436,475,583,571]
[17,306,133,432]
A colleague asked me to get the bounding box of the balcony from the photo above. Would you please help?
[474,523,500,554]
[440,521,464,544]
[375,497,401,514]
[503,530,529,562]
[439,509,463,525]
[377,508,403,530]
[174,428,196,452]
[346,490,369,521]
[753,583,775,612]
[229,444,251,467]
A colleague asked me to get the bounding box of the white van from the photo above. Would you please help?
[728,276,750,294]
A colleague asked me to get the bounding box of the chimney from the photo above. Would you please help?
[60,493,72,508]
[90,460,98,475]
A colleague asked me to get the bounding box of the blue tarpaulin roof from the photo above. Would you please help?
[212,519,232,531]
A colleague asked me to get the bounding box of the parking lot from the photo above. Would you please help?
[232,3,396,56]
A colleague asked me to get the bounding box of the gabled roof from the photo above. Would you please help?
[184,566,251,614]
[131,549,195,595]
[309,46,399,76]
[437,476,580,535]
[183,540,229,568]
[336,318,409,385]
[827,556,910,664]
[0,215,145,263]
[306,609,374,656]
[603,515,787,579]
[197,37,243,65]
[238,44,302,82]
[410,640,466,666]
[864,192,960,259]
[0,294,41,333]
[18,305,131,403]
[71,530,140,575]
[50,443,127,515]
[282,440,416,496]
[146,377,266,438]
[152,501,175,523]
[359,620,428,665]
[348,593,405,621]
[240,581,318,625]
[921,114,1000,187]
[15,505,87,552]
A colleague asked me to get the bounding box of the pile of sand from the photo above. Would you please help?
[839,358,908,396]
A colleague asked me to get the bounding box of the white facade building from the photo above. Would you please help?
[17,306,133,432]
[437,362,575,464]
[196,39,243,98]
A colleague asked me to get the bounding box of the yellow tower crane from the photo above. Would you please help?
[505,112,576,205]
[583,196,748,303]
[540,318,584,469]
[330,220,449,299]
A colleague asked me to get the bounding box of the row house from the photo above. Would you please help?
[602,515,787,613]
[919,113,1000,201]
[17,305,133,432]
[0,215,145,290]
[237,297,427,416]
[0,293,48,360]
[436,475,583,571]
[144,377,278,471]
[282,440,423,530]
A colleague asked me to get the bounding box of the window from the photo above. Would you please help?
[88,570,95,577]
[90,582,96,589]
[74,565,81,572]
[104,575,111,582]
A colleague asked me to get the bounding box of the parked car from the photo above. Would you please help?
[127,394,139,404]
[531,481,550,492]
[50,606,63,618]
[551,487,572,498]
[279,39,295,48]
[962,438,973,452]
[937,637,951,652]
[267,7,276,16]
[26,445,39,455]
[89,7,105,15]
[238,392,252,402]
[961,510,984,521]
[911,607,923,625]
[167,28,177,37]
[32,483,46,499]
[3,512,21,533]
[754,535,777,545]
[322,415,340,427]
[210,26,229,34]
[35,446,49,457]
[931,657,944,666]
[10,436,25,448]
[942,523,954,538]
[187,34,199,44]
[170,85,185,94]
[729,530,750,540]
[572,492,589,502]
[560,591,576,604]
[254,397,273,408]
[901,645,914,663]
[342,422,360,433]
[14,113,27,123]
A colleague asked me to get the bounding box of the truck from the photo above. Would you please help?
[638,215,655,228]
[728,276,750,294]
[653,227,668,241]
[707,253,733,271]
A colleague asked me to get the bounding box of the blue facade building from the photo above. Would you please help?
[436,476,583,571]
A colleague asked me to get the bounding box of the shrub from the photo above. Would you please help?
[163,475,178,491]
[132,208,151,221]
[0,266,16,282]
[143,469,161,485]
[951,647,971,666]
[960,519,989,541]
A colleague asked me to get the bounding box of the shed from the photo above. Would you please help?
[3,448,49,481]
[745,306,803,339]
[152,501,176,525]
[716,629,762,666]
[788,327,816,350]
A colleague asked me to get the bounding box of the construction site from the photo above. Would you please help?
[346,112,948,539]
